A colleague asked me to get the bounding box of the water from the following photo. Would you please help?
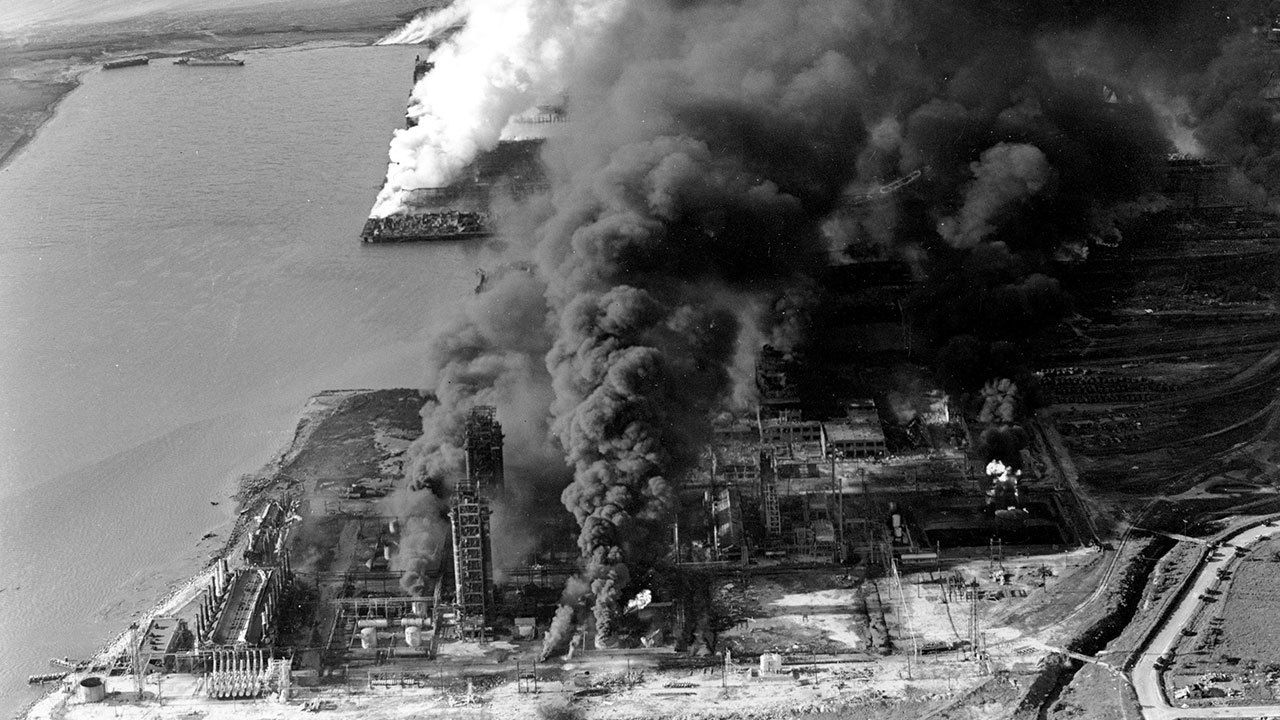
[0,44,494,716]
[0,0,369,30]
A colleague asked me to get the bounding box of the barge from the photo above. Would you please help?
[359,211,490,243]
[175,57,245,66]
[102,56,149,70]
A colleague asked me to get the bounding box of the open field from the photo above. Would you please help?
[1164,535,1280,705]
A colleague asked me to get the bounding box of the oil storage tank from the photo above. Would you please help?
[78,677,106,703]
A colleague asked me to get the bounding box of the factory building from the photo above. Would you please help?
[713,415,760,444]
[207,567,284,647]
[822,400,886,458]
[195,502,293,651]
[712,487,745,559]
[713,443,762,486]
[761,475,782,539]
[822,421,886,458]
[923,390,951,425]
[760,416,824,445]
[755,344,802,419]
[137,617,194,673]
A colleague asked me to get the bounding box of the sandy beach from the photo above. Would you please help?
[0,0,441,170]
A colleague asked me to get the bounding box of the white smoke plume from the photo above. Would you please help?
[978,378,1019,423]
[624,588,652,613]
[985,459,1021,509]
[938,143,1053,248]
[985,459,1019,484]
[1141,90,1204,157]
[370,0,630,217]
[377,3,470,46]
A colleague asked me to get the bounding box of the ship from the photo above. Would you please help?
[102,56,149,70]
[359,211,491,243]
[174,57,245,66]
[362,57,551,244]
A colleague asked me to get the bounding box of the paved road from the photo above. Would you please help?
[1131,521,1278,720]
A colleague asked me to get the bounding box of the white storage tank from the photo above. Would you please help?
[78,677,107,703]
[405,625,423,648]
[759,653,784,674]
[357,618,389,628]
[360,626,377,649]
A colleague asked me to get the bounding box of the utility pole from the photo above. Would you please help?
[891,558,917,679]
[969,580,981,655]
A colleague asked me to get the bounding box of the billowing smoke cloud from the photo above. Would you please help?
[985,459,1022,511]
[543,286,744,649]
[978,378,1020,423]
[393,513,450,595]
[1186,32,1280,200]
[1033,3,1280,198]
[370,0,631,217]
[368,0,1277,654]
[377,3,469,46]
[388,268,561,595]
[938,143,1053,248]
[978,425,1029,468]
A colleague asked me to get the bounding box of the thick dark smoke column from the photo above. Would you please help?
[384,0,1265,654]
[526,0,1207,654]
[390,268,560,595]
[538,164,820,647]
[1187,28,1280,200]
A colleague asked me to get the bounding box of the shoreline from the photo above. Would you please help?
[0,72,83,171]
[19,390,366,720]
[0,0,439,173]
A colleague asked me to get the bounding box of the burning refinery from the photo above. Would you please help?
[35,1,1280,719]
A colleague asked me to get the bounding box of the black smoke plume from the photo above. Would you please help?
[389,268,562,596]
[381,0,1275,653]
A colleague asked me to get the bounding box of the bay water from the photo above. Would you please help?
[0,43,493,716]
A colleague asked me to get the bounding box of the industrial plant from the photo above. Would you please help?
[27,4,1280,720]
[37,119,1279,716]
